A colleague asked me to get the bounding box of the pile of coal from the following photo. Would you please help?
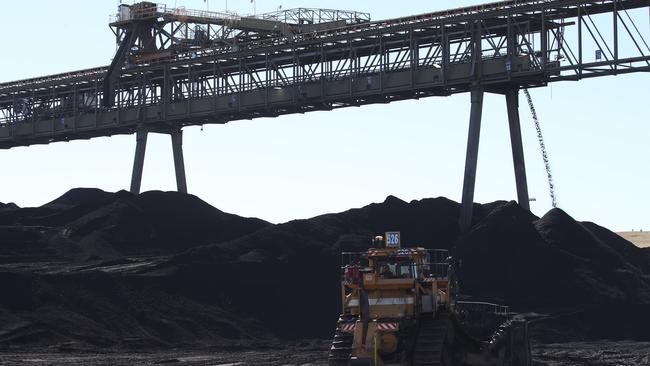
[455,202,650,307]
[453,202,650,341]
[0,188,270,260]
[0,202,19,211]
[0,189,648,349]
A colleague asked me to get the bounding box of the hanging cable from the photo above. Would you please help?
[523,88,558,208]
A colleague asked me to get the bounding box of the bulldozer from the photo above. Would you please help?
[329,232,531,366]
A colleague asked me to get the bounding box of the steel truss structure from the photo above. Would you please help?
[0,0,649,227]
[107,4,370,64]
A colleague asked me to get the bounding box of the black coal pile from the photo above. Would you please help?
[120,195,468,340]
[0,202,19,211]
[0,188,270,260]
[454,202,650,341]
[0,190,648,349]
[455,203,650,306]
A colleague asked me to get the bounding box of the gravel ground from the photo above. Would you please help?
[0,341,648,365]
[533,341,650,366]
[0,348,329,366]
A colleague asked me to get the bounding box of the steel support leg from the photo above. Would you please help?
[130,129,148,194]
[459,87,484,232]
[170,128,188,194]
[506,89,530,211]
[129,127,188,194]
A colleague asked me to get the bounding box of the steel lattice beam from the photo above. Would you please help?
[1,0,650,149]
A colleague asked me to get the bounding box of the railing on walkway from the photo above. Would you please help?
[456,301,511,316]
[257,8,370,25]
[340,248,450,284]
[110,3,240,23]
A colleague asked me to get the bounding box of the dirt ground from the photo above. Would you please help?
[618,231,650,248]
[0,346,329,366]
[0,342,649,366]
[533,341,650,366]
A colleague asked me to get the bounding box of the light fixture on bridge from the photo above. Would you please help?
[595,50,603,60]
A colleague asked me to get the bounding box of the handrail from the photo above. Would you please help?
[341,248,449,255]
[1,0,640,91]
[456,301,511,316]
[0,67,107,92]
[110,2,240,24]
[256,8,371,24]
[129,0,584,67]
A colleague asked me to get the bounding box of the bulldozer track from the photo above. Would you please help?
[413,310,450,366]
[328,315,357,366]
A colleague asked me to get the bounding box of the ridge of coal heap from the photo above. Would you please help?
[0,202,19,211]
[0,188,270,260]
[0,189,649,349]
[455,203,650,306]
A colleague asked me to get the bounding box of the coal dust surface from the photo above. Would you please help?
[1,189,649,365]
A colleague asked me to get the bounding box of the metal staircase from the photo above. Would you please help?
[413,310,450,366]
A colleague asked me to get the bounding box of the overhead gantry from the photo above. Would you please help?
[1,0,650,230]
[103,2,371,194]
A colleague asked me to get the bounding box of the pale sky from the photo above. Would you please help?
[1,1,648,231]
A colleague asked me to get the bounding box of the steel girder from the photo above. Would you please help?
[1,0,650,149]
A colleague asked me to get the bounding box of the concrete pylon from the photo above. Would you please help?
[129,126,188,195]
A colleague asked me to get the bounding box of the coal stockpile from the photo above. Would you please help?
[0,189,649,349]
[0,189,270,260]
[0,202,19,211]
[453,202,650,342]
[454,203,650,307]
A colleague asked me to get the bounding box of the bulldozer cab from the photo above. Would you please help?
[376,259,412,279]
[340,234,451,318]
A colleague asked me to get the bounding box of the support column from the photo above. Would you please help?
[130,129,148,194]
[129,126,188,195]
[506,89,530,211]
[170,128,188,194]
[459,87,485,232]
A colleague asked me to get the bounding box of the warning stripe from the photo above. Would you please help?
[340,322,398,332]
[422,277,446,282]
[397,248,419,255]
[377,322,399,331]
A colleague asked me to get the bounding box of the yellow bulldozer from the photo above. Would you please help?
[329,232,531,366]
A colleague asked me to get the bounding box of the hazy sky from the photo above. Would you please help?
[1,1,648,231]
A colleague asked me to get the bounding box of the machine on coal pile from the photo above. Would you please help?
[329,232,531,366]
